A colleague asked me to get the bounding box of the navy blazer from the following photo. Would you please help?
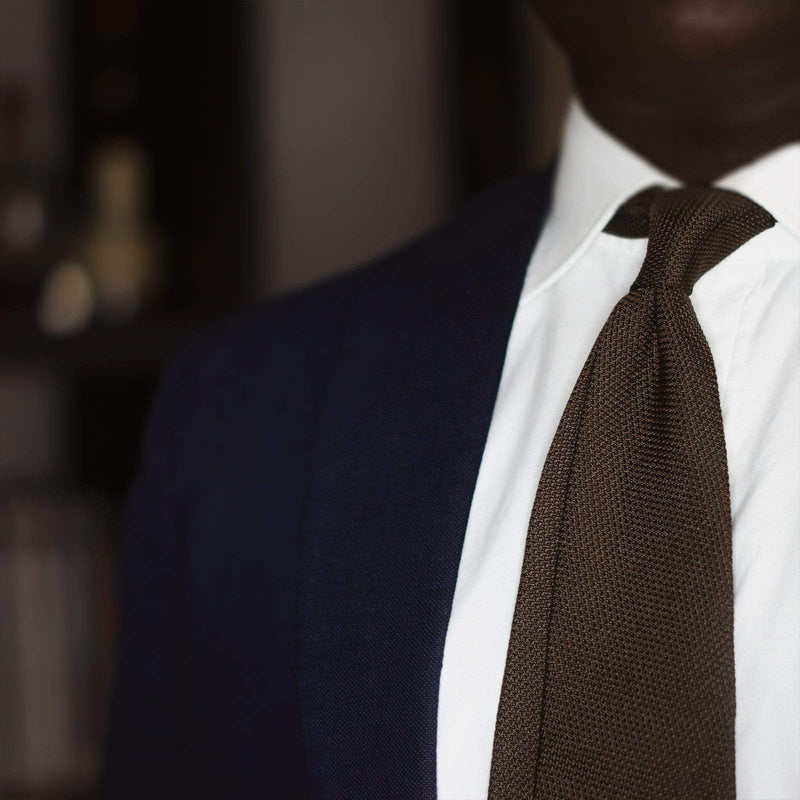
[104,170,553,799]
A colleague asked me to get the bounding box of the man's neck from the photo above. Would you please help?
[575,61,800,185]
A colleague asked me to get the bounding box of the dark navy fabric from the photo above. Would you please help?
[103,170,553,799]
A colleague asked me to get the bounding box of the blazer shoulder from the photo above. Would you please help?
[163,169,553,407]
[193,169,551,348]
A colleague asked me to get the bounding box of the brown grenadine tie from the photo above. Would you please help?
[488,187,774,800]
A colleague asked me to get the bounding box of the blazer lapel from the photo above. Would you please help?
[298,173,552,799]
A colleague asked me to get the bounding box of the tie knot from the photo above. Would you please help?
[605,186,775,294]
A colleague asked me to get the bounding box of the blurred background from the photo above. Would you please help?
[0,1,570,796]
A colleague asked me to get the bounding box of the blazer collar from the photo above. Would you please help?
[297,171,553,799]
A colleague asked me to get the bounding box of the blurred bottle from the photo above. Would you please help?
[38,139,162,335]
[82,139,162,323]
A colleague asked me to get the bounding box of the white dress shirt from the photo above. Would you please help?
[437,100,800,800]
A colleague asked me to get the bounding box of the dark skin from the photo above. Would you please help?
[530,0,800,184]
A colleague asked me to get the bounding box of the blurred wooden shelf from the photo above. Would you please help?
[0,307,211,376]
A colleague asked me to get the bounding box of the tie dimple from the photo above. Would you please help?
[607,186,774,293]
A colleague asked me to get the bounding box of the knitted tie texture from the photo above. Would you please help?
[488,186,774,800]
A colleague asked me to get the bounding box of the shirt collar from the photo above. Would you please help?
[525,99,800,297]
[716,141,800,240]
